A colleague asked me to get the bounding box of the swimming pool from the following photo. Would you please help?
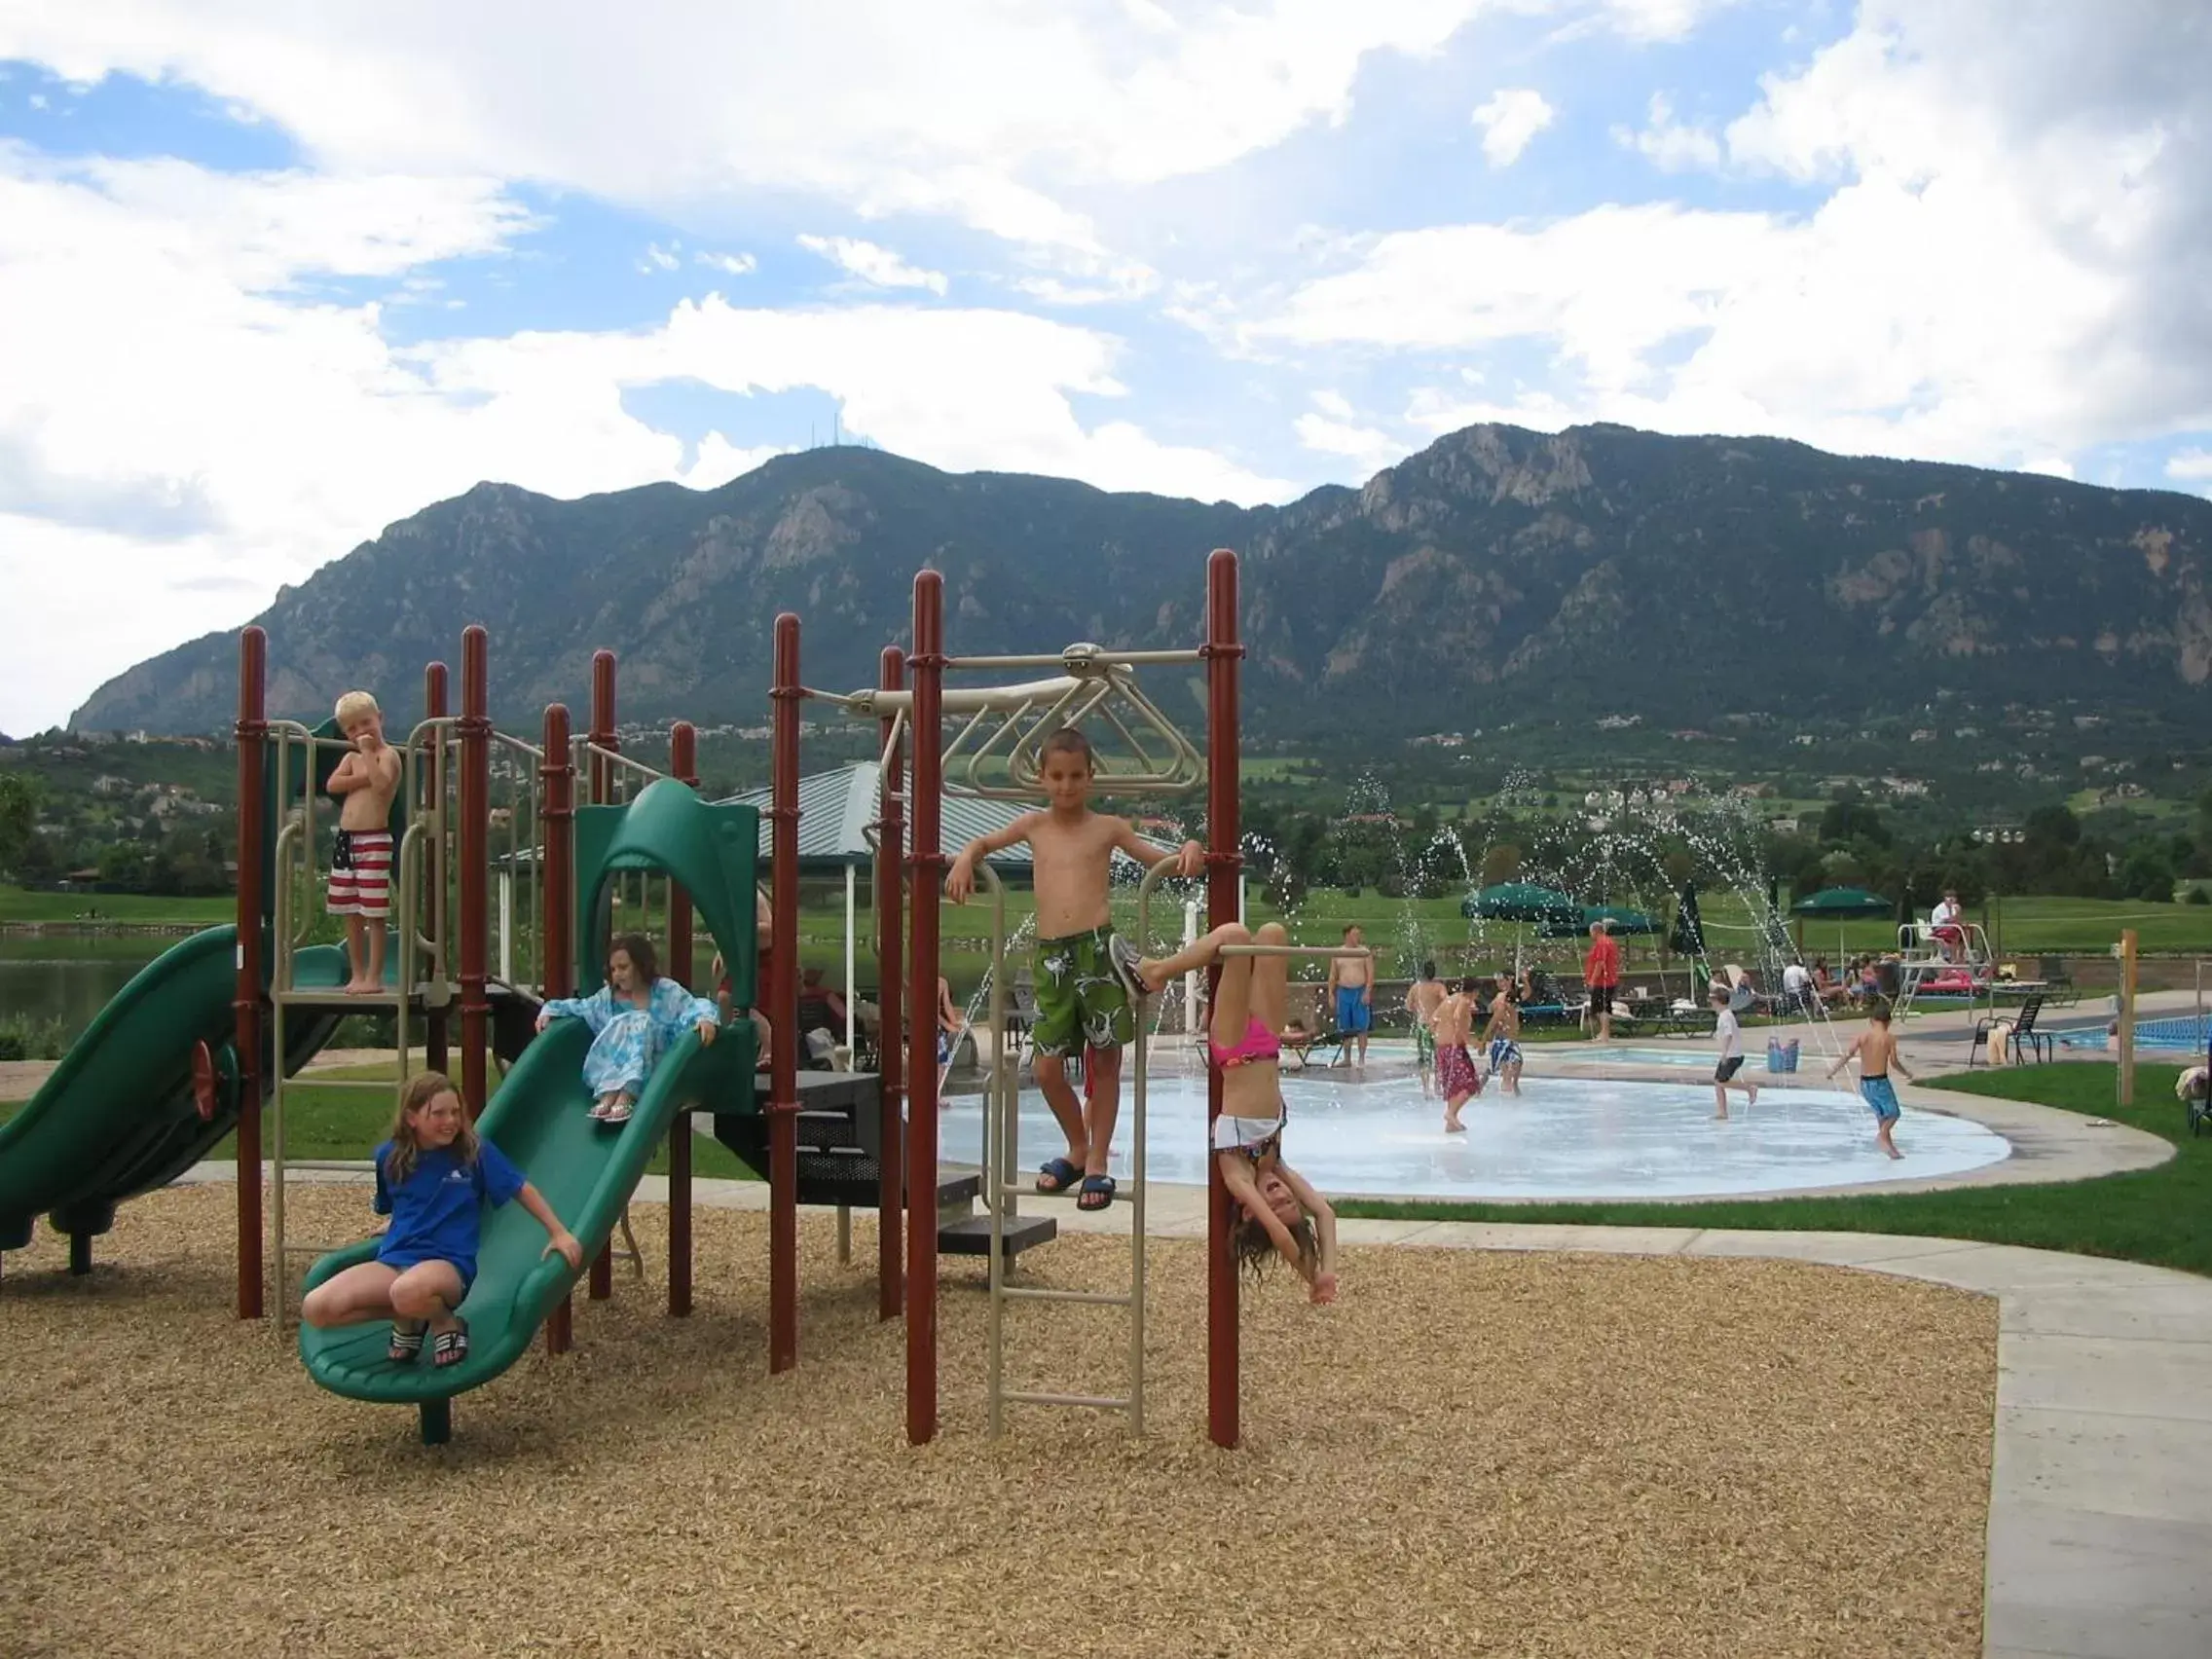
[938,1067,2011,1201]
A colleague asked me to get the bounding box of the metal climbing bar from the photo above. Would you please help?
[942,647,1207,670]
[982,854,1169,1437]
[1217,943,1375,958]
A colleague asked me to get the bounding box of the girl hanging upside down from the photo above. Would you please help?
[1136,921,1339,1304]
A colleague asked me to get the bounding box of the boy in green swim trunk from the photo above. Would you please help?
[947,728,1202,1210]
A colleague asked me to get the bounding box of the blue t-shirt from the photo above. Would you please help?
[372,1138,526,1283]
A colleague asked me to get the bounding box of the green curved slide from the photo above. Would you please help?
[0,926,350,1263]
[300,778,763,1443]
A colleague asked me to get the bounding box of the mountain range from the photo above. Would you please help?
[71,423,2212,740]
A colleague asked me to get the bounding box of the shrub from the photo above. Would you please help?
[0,1013,67,1062]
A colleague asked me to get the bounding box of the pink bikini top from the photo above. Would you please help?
[1211,1016,1281,1069]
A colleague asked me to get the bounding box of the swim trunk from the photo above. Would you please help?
[1487,1037,1522,1073]
[1436,1042,1479,1099]
[1714,1054,1745,1083]
[1415,1022,1437,1066]
[1335,986,1372,1034]
[1588,983,1614,1015]
[1030,925,1134,1057]
[1860,1075,1901,1122]
[327,829,393,919]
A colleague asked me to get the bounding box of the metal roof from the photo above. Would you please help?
[725,760,1045,871]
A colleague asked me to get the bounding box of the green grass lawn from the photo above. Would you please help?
[2,1061,760,1182]
[0,885,234,925]
[1339,1062,2211,1277]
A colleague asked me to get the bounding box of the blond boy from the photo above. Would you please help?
[325,690,403,994]
[946,728,1201,1211]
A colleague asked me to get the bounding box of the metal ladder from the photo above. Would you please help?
[982,857,1176,1436]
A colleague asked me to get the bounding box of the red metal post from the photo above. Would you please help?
[234,627,268,1319]
[458,628,492,1121]
[586,650,618,1306]
[1203,549,1243,1450]
[905,571,945,1444]
[423,661,451,1080]
[668,720,698,1318]
[538,703,576,1357]
[768,616,803,1373]
[874,645,905,1321]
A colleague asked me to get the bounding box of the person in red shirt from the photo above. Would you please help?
[1582,919,1622,1042]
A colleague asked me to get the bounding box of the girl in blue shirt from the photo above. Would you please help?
[301,1071,582,1367]
[535,932,719,1124]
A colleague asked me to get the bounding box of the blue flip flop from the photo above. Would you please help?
[1077,1174,1117,1212]
[1036,1157,1082,1195]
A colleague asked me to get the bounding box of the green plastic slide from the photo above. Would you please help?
[300,778,763,1440]
[297,1002,756,1434]
[0,925,350,1256]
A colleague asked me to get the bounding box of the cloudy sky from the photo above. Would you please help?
[2,1,2208,734]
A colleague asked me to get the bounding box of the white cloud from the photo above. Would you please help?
[1471,88,1555,168]
[2168,450,2212,481]
[694,249,757,276]
[637,240,681,273]
[1294,403,1407,476]
[0,151,1296,733]
[796,234,949,295]
[1612,92,1720,172]
[1257,2,2212,479]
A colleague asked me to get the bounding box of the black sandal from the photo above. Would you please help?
[387,1320,426,1363]
[1077,1174,1117,1212]
[431,1318,470,1369]
[1036,1157,1082,1195]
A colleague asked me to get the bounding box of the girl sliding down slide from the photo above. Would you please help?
[1137,922,1339,1304]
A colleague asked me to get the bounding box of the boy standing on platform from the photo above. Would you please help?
[947,728,1201,1212]
[326,690,402,995]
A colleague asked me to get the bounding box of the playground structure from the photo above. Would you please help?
[777,550,1263,1447]
[2,547,1294,1451]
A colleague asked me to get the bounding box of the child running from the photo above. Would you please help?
[535,932,719,1124]
[1709,977,1760,1120]
[1434,976,1485,1132]
[946,727,1201,1211]
[1404,959,1448,1096]
[300,1071,583,1366]
[325,689,403,994]
[1134,921,1338,1302]
[1826,1002,1912,1159]
[1480,973,1525,1095]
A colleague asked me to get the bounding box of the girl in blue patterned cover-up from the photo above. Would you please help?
[535,932,719,1125]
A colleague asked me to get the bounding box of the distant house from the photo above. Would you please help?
[1909,728,1937,742]
[92,774,131,796]
[1595,714,1641,730]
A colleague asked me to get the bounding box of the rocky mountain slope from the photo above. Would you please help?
[73,424,2212,738]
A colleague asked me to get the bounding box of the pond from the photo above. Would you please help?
[0,938,171,1043]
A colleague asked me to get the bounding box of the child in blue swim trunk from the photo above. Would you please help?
[1826,1002,1912,1161]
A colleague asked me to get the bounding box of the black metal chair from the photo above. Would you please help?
[1972,995,2049,1066]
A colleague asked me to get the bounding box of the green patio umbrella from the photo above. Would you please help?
[1790,885,1894,963]
[1536,903,1659,940]
[1461,882,1580,972]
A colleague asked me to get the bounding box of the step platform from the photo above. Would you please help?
[703,1071,1055,1262]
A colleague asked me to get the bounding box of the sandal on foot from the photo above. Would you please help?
[1077,1174,1117,1212]
[602,1098,634,1124]
[1035,1156,1082,1195]
[432,1320,470,1369]
[588,1099,611,1121]
[1106,933,1151,1002]
[387,1320,426,1363]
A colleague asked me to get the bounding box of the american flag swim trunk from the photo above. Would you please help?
[327,829,393,919]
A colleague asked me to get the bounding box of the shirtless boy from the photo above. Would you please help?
[1480,974,1525,1095]
[1404,959,1449,1096]
[325,690,403,994]
[947,728,1201,1211]
[1433,977,1485,1131]
[1826,1001,1912,1159]
[1326,924,1374,1067]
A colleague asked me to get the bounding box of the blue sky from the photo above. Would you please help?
[0,0,2207,734]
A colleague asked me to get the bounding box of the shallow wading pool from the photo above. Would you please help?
[937,1067,2011,1201]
